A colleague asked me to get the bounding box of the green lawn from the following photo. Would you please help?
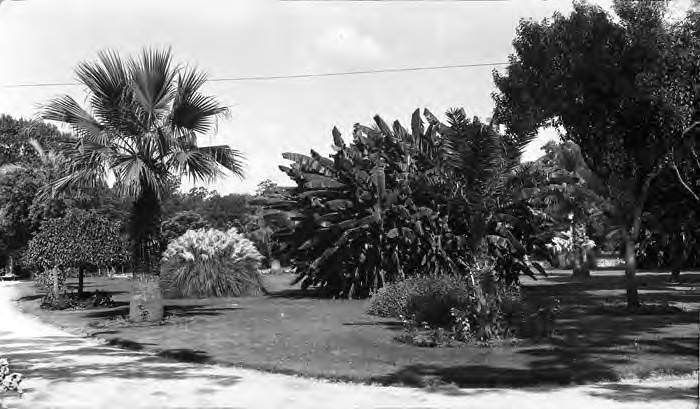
[16,270,700,388]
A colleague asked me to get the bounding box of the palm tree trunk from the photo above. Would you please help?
[128,186,165,323]
[129,186,163,275]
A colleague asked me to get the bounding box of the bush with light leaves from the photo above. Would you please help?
[160,227,264,298]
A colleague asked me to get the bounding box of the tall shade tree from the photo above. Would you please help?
[492,1,698,307]
[41,48,244,273]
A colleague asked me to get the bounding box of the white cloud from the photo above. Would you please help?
[312,25,386,67]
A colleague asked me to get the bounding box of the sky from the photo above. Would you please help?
[0,0,660,194]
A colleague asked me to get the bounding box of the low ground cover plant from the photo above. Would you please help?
[160,227,265,298]
[40,290,116,311]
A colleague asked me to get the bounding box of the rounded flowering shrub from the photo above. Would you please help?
[160,227,265,298]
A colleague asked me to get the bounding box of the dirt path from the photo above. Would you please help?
[0,282,696,409]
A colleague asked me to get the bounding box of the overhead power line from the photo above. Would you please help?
[0,61,508,89]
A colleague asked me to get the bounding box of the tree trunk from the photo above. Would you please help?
[669,229,689,282]
[622,170,659,309]
[572,246,591,280]
[623,202,645,309]
[52,266,60,297]
[623,235,640,308]
[78,266,85,297]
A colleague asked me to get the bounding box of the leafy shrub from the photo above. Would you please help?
[366,280,411,318]
[85,290,116,308]
[368,275,473,321]
[40,289,116,311]
[405,275,473,328]
[160,227,265,298]
[368,265,554,343]
[40,292,76,310]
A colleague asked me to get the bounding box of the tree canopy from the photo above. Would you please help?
[24,209,129,294]
[492,0,699,306]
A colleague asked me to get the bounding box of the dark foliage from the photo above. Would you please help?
[272,108,543,298]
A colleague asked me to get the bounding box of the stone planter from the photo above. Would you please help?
[129,276,164,323]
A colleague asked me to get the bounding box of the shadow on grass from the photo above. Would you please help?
[105,337,158,351]
[17,294,44,302]
[371,362,618,388]
[81,304,243,321]
[266,288,329,300]
[374,271,699,391]
[342,320,405,331]
[84,305,130,319]
[156,348,212,364]
[165,305,244,317]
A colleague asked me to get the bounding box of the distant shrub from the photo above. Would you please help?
[160,228,265,298]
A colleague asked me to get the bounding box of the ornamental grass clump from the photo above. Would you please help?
[160,227,265,298]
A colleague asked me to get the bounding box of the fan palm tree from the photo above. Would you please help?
[41,48,244,274]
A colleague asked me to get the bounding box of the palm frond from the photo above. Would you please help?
[129,47,177,123]
[200,145,245,178]
[49,139,113,192]
[168,148,224,183]
[75,50,143,134]
[111,153,169,198]
[171,68,227,135]
[40,95,104,139]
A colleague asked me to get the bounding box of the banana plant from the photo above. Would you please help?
[274,108,545,298]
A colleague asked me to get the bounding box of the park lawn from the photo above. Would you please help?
[15,270,700,388]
